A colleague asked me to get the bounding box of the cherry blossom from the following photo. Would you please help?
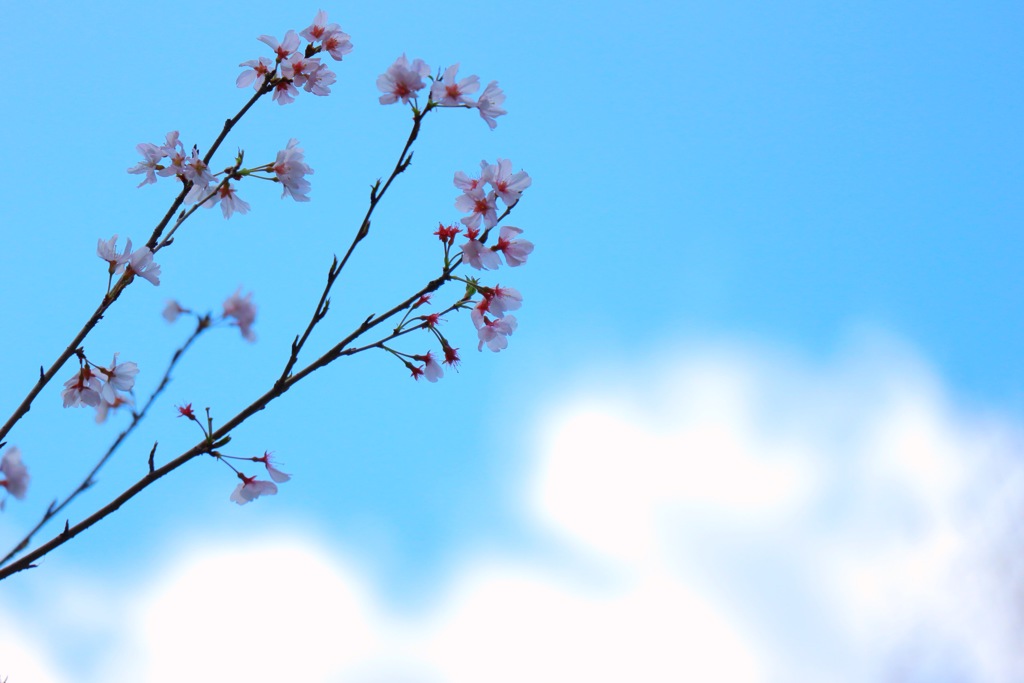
[273,139,314,201]
[258,30,301,62]
[302,61,336,96]
[272,78,300,105]
[162,300,186,323]
[454,161,494,193]
[476,81,507,129]
[282,55,321,89]
[237,56,274,90]
[125,247,161,286]
[0,447,29,502]
[97,235,132,270]
[62,366,103,408]
[494,226,534,267]
[301,10,352,60]
[488,159,532,206]
[455,189,498,231]
[127,142,166,187]
[98,353,139,405]
[223,289,257,342]
[484,285,523,319]
[477,314,517,352]
[377,54,430,105]
[255,451,291,483]
[203,182,251,219]
[322,30,353,61]
[460,235,501,270]
[183,148,216,204]
[430,64,480,106]
[177,403,196,420]
[230,474,278,505]
[413,351,444,383]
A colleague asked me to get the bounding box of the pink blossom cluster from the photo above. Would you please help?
[455,158,532,236]
[229,452,291,505]
[98,235,161,286]
[61,353,139,424]
[0,447,29,506]
[127,133,315,218]
[447,159,534,352]
[377,57,507,129]
[238,10,352,106]
[127,132,216,205]
[272,139,314,202]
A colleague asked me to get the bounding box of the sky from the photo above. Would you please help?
[0,1,1022,681]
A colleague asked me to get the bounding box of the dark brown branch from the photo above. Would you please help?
[0,318,209,568]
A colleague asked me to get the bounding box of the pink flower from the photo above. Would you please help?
[272,78,300,105]
[301,10,352,60]
[127,142,166,187]
[282,55,321,89]
[460,237,501,270]
[223,289,257,342]
[255,451,291,483]
[98,353,139,404]
[377,54,430,105]
[454,161,495,193]
[322,31,353,61]
[485,285,523,319]
[430,64,480,106]
[237,56,274,89]
[1,447,29,502]
[97,235,133,269]
[203,182,251,219]
[303,62,336,96]
[455,189,498,231]
[230,474,278,505]
[125,247,161,285]
[476,81,507,129]
[163,300,186,323]
[273,139,314,201]
[258,30,301,62]
[183,148,216,204]
[413,351,444,383]
[62,366,103,408]
[177,403,196,419]
[477,314,517,352]
[488,159,531,206]
[494,226,533,267]
[300,10,336,42]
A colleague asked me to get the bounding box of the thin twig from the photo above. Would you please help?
[0,318,209,568]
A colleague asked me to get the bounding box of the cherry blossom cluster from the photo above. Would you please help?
[61,351,139,425]
[164,289,258,342]
[98,235,161,286]
[238,10,352,106]
[127,133,315,218]
[176,404,288,504]
[0,447,29,508]
[388,299,461,383]
[377,56,507,129]
[386,159,533,379]
[452,159,533,351]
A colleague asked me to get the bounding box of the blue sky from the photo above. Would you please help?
[1,1,1022,680]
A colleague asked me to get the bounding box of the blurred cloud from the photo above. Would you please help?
[3,336,1023,682]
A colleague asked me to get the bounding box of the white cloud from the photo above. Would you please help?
[4,337,1024,682]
